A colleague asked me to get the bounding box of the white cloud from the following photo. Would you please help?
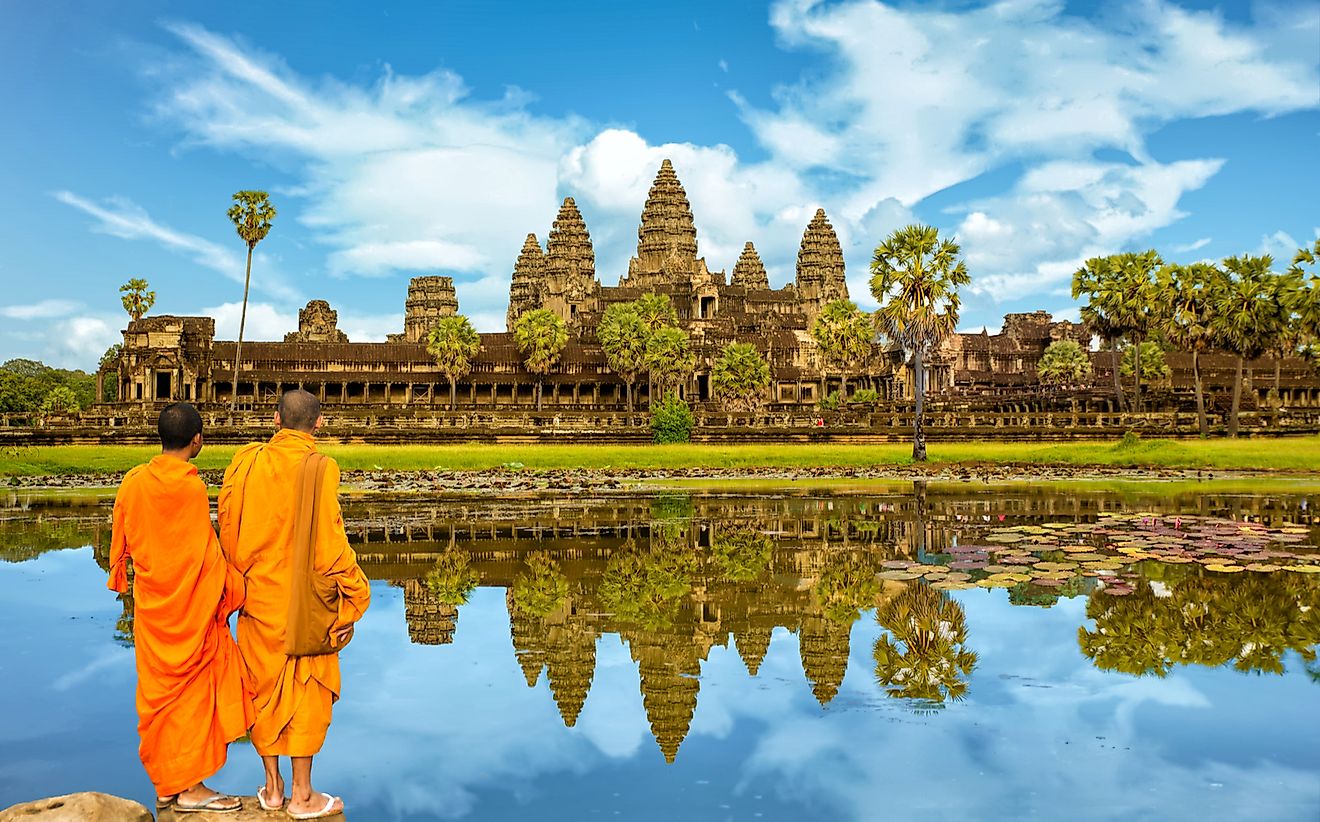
[0,300,82,320]
[1258,229,1302,261]
[1172,237,1211,253]
[200,301,296,341]
[53,191,298,301]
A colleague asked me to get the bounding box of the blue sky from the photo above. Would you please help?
[1,0,1317,369]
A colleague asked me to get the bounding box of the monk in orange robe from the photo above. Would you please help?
[107,402,252,813]
[218,389,370,819]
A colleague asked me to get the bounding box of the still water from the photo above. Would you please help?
[0,482,1318,821]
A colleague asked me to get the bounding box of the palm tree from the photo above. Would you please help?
[710,342,772,412]
[1214,254,1282,437]
[1072,252,1161,412]
[225,190,276,418]
[119,278,155,323]
[598,302,648,412]
[513,308,568,410]
[1159,262,1222,435]
[426,315,481,410]
[870,224,969,461]
[1036,339,1093,389]
[645,325,696,400]
[1289,240,1320,363]
[1072,257,1127,410]
[633,293,679,406]
[810,298,874,398]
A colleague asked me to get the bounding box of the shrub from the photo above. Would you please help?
[818,390,842,411]
[650,392,694,443]
[849,388,880,406]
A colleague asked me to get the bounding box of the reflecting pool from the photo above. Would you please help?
[1,482,1318,820]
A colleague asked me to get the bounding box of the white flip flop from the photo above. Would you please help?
[257,785,285,812]
[285,793,343,820]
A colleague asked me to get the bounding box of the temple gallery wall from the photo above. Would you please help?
[97,159,1320,433]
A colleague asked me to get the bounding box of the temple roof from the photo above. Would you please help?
[796,208,847,300]
[731,242,770,290]
[546,198,596,283]
[635,159,699,270]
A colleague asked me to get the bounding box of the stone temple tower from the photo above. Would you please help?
[620,159,718,290]
[507,233,546,332]
[730,242,770,290]
[400,276,459,343]
[540,197,599,326]
[794,208,848,321]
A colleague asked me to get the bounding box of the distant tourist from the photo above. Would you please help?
[218,389,370,819]
[107,402,251,813]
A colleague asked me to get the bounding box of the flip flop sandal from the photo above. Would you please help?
[174,792,242,814]
[285,793,343,819]
[258,785,286,812]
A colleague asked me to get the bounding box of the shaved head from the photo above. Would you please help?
[158,402,202,450]
[277,389,321,433]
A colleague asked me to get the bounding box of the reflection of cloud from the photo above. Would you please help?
[53,647,132,691]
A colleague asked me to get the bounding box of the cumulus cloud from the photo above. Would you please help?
[200,301,296,341]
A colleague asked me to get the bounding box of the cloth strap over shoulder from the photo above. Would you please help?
[285,452,350,656]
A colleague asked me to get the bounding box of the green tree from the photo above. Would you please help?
[118,278,155,323]
[633,293,680,406]
[710,342,771,412]
[1036,339,1093,389]
[1072,252,1162,412]
[426,315,481,410]
[598,302,648,411]
[98,345,121,403]
[707,530,772,583]
[1214,255,1284,437]
[510,553,570,619]
[225,190,277,417]
[1159,262,1222,435]
[645,326,695,398]
[39,385,79,415]
[650,392,695,443]
[1289,240,1320,362]
[870,224,969,461]
[1120,341,1170,386]
[810,298,873,398]
[513,308,568,411]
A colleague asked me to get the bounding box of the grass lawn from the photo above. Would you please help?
[2,435,1318,476]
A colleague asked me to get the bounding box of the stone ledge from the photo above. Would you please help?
[0,793,150,822]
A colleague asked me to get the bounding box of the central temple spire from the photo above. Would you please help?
[621,159,713,289]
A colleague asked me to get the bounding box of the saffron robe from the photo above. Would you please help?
[217,429,371,756]
[108,455,254,796]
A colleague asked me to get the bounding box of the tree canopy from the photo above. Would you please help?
[710,342,771,412]
[426,315,481,410]
[119,279,155,323]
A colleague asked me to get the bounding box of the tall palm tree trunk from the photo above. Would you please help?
[841,373,849,400]
[449,375,457,411]
[1228,355,1244,438]
[536,379,544,411]
[1192,350,1207,437]
[626,380,634,413]
[1109,344,1125,412]
[1273,357,1282,427]
[913,349,927,462]
[1131,335,1142,413]
[229,245,254,422]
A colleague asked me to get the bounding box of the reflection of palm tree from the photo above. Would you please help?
[425,550,479,606]
[510,552,570,618]
[1079,573,1320,678]
[708,529,772,583]
[873,583,977,706]
[114,590,135,647]
[813,552,878,624]
[599,545,696,630]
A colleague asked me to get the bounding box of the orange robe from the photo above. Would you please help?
[107,455,254,797]
[217,429,371,757]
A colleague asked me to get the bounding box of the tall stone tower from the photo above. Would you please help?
[620,159,718,290]
[730,242,770,290]
[795,208,848,321]
[401,276,459,343]
[507,233,546,332]
[541,197,599,326]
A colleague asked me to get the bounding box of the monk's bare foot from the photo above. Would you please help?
[258,780,286,810]
[175,782,241,813]
[286,791,343,819]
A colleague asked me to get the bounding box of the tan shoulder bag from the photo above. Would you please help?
[286,452,352,656]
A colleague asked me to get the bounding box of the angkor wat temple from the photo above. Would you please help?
[97,159,1320,435]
